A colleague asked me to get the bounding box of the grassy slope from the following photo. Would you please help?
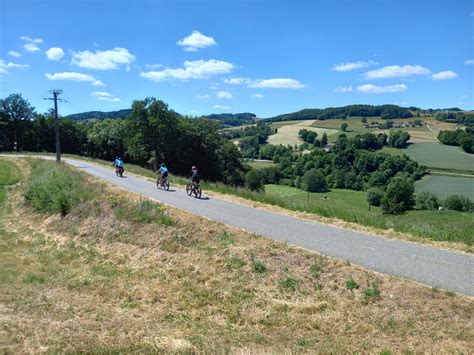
[404,142,474,171]
[0,158,21,186]
[415,175,474,200]
[1,159,473,353]
[265,185,473,247]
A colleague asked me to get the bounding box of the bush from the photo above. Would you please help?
[444,195,473,212]
[24,161,90,215]
[245,169,264,191]
[302,169,328,192]
[114,199,172,224]
[416,191,440,210]
[381,174,415,214]
[367,188,384,207]
[251,254,267,273]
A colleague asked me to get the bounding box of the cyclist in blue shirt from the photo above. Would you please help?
[158,163,168,180]
[113,157,124,168]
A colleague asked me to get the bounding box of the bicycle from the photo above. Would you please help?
[156,176,170,191]
[186,181,201,198]
[115,166,124,177]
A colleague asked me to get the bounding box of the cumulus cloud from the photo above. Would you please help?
[363,65,430,79]
[216,90,232,99]
[249,78,305,89]
[145,64,163,69]
[177,31,217,52]
[46,47,64,61]
[45,72,104,86]
[20,36,43,52]
[91,91,120,102]
[432,71,458,80]
[464,59,474,65]
[8,51,21,57]
[357,84,408,94]
[140,59,234,82]
[0,60,29,74]
[331,60,378,72]
[223,77,253,85]
[334,86,353,93]
[71,47,135,70]
[213,105,231,110]
[251,93,264,98]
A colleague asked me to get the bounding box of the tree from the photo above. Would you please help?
[381,174,415,214]
[302,169,328,192]
[0,93,35,150]
[367,188,383,207]
[245,169,264,191]
[321,132,328,146]
[444,195,473,212]
[388,130,410,148]
[341,122,348,132]
[416,192,440,210]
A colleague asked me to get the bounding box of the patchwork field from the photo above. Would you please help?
[268,120,338,146]
[404,142,474,171]
[415,175,474,200]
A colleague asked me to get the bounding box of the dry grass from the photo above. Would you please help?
[268,120,339,146]
[0,161,473,353]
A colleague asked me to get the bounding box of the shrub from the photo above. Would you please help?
[381,174,415,214]
[245,169,264,191]
[416,191,440,210]
[363,282,380,299]
[367,188,384,207]
[279,277,302,291]
[444,195,473,212]
[251,254,267,273]
[302,169,328,192]
[346,277,359,290]
[114,199,173,224]
[24,162,90,215]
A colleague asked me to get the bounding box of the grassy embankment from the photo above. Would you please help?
[0,158,473,352]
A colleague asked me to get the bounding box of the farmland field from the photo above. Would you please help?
[415,175,474,200]
[268,120,338,146]
[404,142,474,171]
[248,160,276,169]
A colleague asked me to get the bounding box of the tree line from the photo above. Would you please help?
[438,128,474,154]
[0,94,247,185]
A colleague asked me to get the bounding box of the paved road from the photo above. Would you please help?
[5,156,474,296]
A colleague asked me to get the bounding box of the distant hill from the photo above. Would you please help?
[66,109,132,121]
[265,104,414,122]
[201,112,257,127]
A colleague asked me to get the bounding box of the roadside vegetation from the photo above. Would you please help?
[1,158,473,353]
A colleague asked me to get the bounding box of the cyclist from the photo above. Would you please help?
[157,163,169,183]
[113,156,124,173]
[189,165,200,187]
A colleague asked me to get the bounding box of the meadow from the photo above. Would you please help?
[1,158,473,353]
[268,120,338,146]
[404,142,474,171]
[415,175,474,200]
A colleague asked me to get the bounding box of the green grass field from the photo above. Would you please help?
[248,160,276,169]
[264,184,473,246]
[404,142,474,171]
[0,159,21,186]
[415,175,474,200]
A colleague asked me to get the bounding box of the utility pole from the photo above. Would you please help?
[45,89,64,163]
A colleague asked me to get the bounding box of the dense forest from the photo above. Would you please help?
[266,104,414,122]
[435,111,474,126]
[201,112,257,126]
[438,128,474,154]
[67,109,132,121]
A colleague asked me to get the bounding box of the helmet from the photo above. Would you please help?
[192,165,197,170]
[160,163,165,167]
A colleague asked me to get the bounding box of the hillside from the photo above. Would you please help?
[201,112,257,126]
[67,109,132,121]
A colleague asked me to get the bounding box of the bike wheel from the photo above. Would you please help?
[164,180,170,191]
[156,178,160,189]
[194,186,202,198]
[186,183,193,196]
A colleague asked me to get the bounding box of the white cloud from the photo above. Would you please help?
[8,51,21,57]
[91,91,120,102]
[24,43,40,52]
[213,105,231,110]
[432,71,458,80]
[464,59,474,65]
[140,59,234,82]
[71,47,135,70]
[363,65,430,79]
[251,93,264,98]
[145,64,163,69]
[334,86,353,93]
[357,84,408,94]
[331,60,378,72]
[177,31,217,52]
[196,94,211,99]
[0,60,29,74]
[216,90,232,99]
[249,78,305,89]
[20,36,43,52]
[45,72,104,86]
[223,77,253,85]
[46,47,64,61]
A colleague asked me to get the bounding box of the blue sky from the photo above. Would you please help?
[1,0,473,117]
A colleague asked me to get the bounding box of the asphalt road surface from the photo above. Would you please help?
[5,156,474,296]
